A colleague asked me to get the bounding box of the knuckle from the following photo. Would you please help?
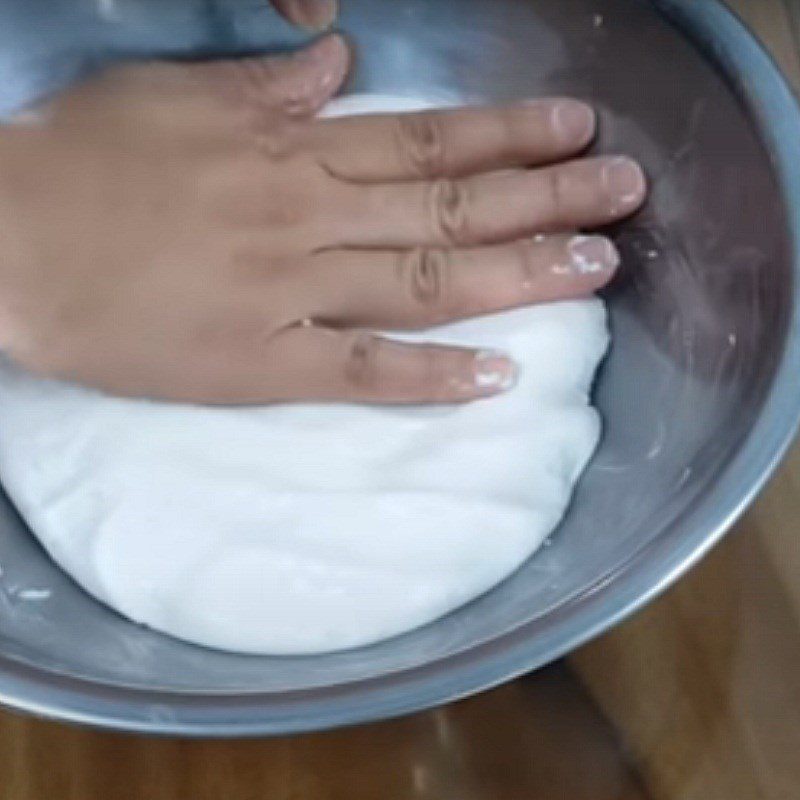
[204,59,268,107]
[252,125,296,161]
[192,308,277,354]
[516,240,541,285]
[544,168,568,216]
[395,113,446,178]
[343,332,381,391]
[214,61,303,158]
[398,248,452,318]
[248,114,302,161]
[229,250,295,281]
[279,92,317,120]
[428,179,471,246]
[238,58,278,99]
[235,57,318,119]
[260,192,308,226]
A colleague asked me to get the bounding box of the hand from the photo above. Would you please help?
[270,0,338,30]
[0,35,646,405]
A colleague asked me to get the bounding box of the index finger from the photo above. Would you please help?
[314,98,596,182]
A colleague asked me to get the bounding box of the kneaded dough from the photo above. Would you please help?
[0,95,609,655]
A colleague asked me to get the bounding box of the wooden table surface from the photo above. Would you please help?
[3,2,800,798]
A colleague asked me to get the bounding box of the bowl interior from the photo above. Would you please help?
[0,0,791,704]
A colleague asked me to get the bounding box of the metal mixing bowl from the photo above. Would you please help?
[0,0,799,736]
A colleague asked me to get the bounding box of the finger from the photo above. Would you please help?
[210,34,350,118]
[335,156,646,248]
[185,327,518,405]
[314,98,596,181]
[271,0,338,30]
[303,234,619,329]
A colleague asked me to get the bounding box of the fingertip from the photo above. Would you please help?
[308,33,352,101]
[602,156,648,215]
[309,0,339,30]
[471,350,520,396]
[283,33,351,115]
[437,347,519,403]
[306,31,349,63]
[293,32,350,73]
[273,0,338,30]
[321,31,352,78]
[551,98,597,149]
[567,234,620,276]
[519,234,619,301]
[357,339,519,405]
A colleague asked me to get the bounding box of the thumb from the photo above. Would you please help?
[207,34,349,119]
[270,34,350,117]
[271,0,338,30]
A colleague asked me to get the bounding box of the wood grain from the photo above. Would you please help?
[570,490,800,800]
[734,0,800,79]
[785,0,800,59]
[0,667,648,800]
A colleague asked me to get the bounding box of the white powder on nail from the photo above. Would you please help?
[0,95,609,655]
[569,236,609,275]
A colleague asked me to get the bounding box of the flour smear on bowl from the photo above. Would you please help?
[0,96,609,655]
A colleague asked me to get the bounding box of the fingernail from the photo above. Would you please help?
[602,156,646,211]
[287,0,338,30]
[552,100,595,144]
[472,350,519,395]
[567,235,620,275]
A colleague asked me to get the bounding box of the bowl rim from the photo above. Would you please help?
[2,0,800,737]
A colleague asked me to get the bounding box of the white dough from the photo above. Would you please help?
[0,95,609,655]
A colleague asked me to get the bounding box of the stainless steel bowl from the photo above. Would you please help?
[0,0,798,736]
